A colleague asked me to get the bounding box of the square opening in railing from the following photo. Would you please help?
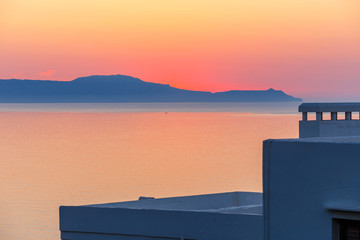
[307,112,316,121]
[352,112,360,120]
[323,112,331,121]
[338,112,345,120]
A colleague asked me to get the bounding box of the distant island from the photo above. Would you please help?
[0,75,302,103]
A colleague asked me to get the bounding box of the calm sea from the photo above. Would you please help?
[0,102,300,240]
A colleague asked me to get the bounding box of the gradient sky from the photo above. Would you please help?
[1,0,359,100]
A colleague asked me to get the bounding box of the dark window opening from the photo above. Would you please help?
[339,219,360,240]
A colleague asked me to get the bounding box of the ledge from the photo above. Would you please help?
[299,103,360,112]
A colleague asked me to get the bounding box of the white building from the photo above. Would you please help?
[60,103,360,240]
[60,192,263,240]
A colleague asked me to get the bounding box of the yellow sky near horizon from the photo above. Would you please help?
[1,0,360,99]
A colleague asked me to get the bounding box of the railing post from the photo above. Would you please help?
[316,112,323,121]
[302,112,308,121]
[345,112,352,120]
[331,112,337,121]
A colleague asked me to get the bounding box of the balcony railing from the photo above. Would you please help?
[299,103,360,122]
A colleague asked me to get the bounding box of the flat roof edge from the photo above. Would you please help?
[81,191,262,207]
[299,103,360,112]
[264,137,360,144]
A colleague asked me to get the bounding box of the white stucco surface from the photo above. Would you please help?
[299,103,360,112]
[263,138,360,240]
[60,192,264,240]
[86,191,262,214]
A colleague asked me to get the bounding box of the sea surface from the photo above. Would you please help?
[0,102,300,240]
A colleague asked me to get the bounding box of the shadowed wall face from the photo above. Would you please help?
[264,140,360,240]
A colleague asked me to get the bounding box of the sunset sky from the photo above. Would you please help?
[1,0,359,100]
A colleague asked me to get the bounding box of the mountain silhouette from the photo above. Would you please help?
[0,75,302,103]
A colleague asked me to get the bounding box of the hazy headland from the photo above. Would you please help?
[0,75,302,103]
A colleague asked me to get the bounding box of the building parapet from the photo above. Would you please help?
[60,192,263,240]
[299,103,360,138]
[299,103,360,122]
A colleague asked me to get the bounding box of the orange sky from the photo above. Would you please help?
[1,0,360,100]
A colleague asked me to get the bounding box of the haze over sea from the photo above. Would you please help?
[0,102,299,239]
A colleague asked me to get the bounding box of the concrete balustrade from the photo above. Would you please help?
[331,112,337,120]
[299,103,360,138]
[301,111,359,121]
